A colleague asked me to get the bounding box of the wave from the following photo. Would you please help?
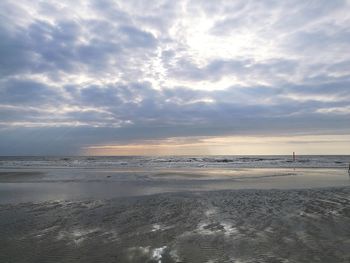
[0,155,348,169]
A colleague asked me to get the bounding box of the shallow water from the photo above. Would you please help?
[0,167,349,203]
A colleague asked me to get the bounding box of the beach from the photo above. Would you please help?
[1,156,350,262]
[2,0,350,261]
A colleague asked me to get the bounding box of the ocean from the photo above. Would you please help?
[1,155,349,169]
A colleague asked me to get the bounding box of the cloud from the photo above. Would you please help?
[0,0,349,154]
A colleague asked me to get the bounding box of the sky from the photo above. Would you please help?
[0,0,350,155]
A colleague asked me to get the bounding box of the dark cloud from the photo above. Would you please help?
[0,79,61,105]
[0,26,35,77]
[118,25,157,48]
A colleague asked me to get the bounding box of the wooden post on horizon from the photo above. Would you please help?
[293,152,296,162]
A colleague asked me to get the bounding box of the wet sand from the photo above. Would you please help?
[1,187,350,262]
[1,168,350,262]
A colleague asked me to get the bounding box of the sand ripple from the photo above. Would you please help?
[1,187,350,262]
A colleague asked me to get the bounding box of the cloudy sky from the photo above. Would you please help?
[1,0,350,155]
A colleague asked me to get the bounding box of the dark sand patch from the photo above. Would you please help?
[1,187,350,263]
[152,171,208,179]
[0,171,45,182]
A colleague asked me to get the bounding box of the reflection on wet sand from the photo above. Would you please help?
[1,187,350,262]
[0,168,349,203]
